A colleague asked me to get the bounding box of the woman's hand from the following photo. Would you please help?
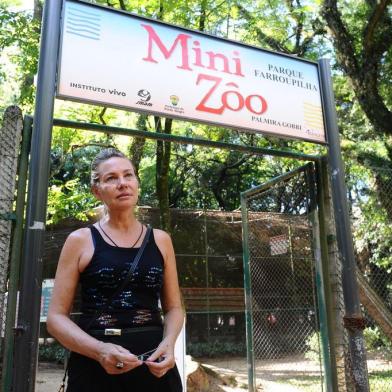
[97,341,143,375]
[144,339,175,378]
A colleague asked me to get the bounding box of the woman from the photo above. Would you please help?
[47,148,184,391]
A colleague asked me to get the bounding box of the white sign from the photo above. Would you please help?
[270,234,289,256]
[175,323,187,391]
[57,0,326,143]
[40,279,54,322]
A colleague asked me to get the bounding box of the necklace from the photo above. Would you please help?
[98,220,144,248]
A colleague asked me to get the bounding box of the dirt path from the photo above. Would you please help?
[36,365,64,392]
[36,355,392,392]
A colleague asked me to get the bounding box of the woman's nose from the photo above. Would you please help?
[117,176,128,186]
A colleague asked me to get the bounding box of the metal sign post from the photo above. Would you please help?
[318,58,370,391]
[12,1,63,391]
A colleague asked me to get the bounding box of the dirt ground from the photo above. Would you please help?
[36,355,392,392]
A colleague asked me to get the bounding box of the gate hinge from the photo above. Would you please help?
[13,325,27,336]
[343,316,367,332]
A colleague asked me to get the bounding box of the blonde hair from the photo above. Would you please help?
[90,148,134,186]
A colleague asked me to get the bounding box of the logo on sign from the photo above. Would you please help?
[170,95,179,106]
[164,94,184,114]
[136,89,153,106]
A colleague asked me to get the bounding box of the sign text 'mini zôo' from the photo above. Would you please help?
[57,0,325,143]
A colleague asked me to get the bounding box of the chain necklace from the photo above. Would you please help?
[98,220,144,248]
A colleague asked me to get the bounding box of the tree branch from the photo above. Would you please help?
[321,0,360,79]
[321,0,392,135]
[118,0,127,10]
[99,107,107,125]
[363,0,391,55]
[236,4,291,53]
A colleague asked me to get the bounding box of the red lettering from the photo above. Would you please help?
[196,73,268,116]
[245,95,268,114]
[232,51,245,77]
[141,24,192,71]
[206,51,231,74]
[221,82,243,111]
[192,41,204,67]
[195,73,224,114]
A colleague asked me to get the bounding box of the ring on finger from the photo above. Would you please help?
[115,362,124,369]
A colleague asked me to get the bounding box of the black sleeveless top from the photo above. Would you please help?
[78,225,164,330]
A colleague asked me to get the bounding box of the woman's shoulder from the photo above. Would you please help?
[151,227,171,243]
[151,227,174,261]
[65,226,92,246]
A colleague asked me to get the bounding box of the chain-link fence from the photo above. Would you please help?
[348,164,392,391]
[242,165,325,391]
[19,148,392,391]
[41,208,249,388]
[0,107,23,355]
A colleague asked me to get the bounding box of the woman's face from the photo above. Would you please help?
[93,157,139,210]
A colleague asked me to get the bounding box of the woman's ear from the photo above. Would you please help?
[91,184,101,200]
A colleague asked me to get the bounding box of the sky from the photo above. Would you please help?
[7,0,33,11]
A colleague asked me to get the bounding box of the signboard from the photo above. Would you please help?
[57,0,326,143]
[269,234,289,256]
[40,279,54,322]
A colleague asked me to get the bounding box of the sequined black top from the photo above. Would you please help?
[78,225,164,330]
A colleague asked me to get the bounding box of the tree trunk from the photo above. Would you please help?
[155,117,172,231]
[129,115,148,177]
[321,0,392,135]
[19,0,42,105]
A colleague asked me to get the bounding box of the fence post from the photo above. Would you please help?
[0,106,23,358]
[317,157,351,391]
[1,115,32,392]
[12,1,63,390]
[319,58,369,391]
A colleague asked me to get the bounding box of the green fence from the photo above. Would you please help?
[348,164,392,392]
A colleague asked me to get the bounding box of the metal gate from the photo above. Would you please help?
[241,163,329,391]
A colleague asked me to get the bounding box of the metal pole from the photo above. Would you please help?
[1,116,33,392]
[316,157,339,392]
[240,194,256,392]
[318,58,369,391]
[307,161,336,392]
[52,118,322,162]
[13,1,63,391]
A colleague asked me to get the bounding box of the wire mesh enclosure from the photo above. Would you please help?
[0,107,23,345]
[241,164,325,391]
[42,208,247,352]
[348,165,392,391]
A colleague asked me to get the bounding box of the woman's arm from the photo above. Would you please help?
[145,229,184,377]
[47,229,141,374]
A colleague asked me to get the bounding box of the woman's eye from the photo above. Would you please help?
[125,173,133,178]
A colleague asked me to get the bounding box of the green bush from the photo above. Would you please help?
[39,342,67,364]
[187,340,246,358]
[305,332,322,362]
[364,327,392,359]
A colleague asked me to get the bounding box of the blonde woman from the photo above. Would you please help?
[47,148,183,391]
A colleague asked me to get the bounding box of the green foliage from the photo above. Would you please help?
[364,327,392,359]
[187,340,246,358]
[38,342,66,364]
[47,179,97,225]
[276,375,323,392]
[0,0,390,239]
[0,5,40,111]
[304,331,322,362]
[349,162,392,270]
[369,370,392,392]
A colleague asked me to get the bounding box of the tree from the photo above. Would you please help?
[321,0,392,136]
[0,1,42,112]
